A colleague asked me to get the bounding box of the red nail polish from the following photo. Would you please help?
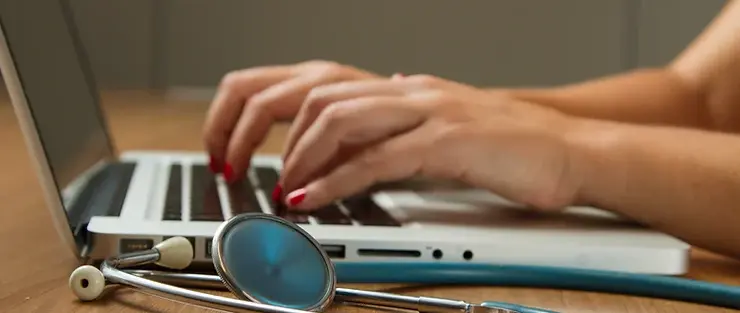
[223,163,234,183]
[286,189,306,206]
[272,184,283,203]
[209,155,221,173]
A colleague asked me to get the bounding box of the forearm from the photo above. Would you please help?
[501,68,709,128]
[568,118,740,259]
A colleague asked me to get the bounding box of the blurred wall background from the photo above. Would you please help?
[2,0,731,97]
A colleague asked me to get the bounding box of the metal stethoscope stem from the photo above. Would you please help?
[124,269,512,313]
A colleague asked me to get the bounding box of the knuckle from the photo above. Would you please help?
[407,74,442,88]
[320,103,352,129]
[219,70,248,90]
[303,87,334,114]
[302,60,347,80]
[299,59,345,77]
[429,91,455,105]
[313,64,346,81]
[246,94,273,113]
[299,59,337,68]
[416,90,455,111]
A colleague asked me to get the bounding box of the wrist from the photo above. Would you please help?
[560,117,627,208]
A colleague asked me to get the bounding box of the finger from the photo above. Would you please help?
[284,128,428,210]
[203,66,293,169]
[280,96,427,193]
[224,73,354,182]
[281,79,412,164]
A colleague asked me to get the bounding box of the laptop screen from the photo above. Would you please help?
[0,1,114,204]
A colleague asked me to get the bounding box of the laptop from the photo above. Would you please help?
[0,0,690,275]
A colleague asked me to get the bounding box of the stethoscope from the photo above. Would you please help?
[68,213,740,313]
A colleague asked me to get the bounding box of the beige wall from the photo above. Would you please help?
[3,0,729,90]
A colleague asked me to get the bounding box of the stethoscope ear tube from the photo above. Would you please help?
[332,262,740,310]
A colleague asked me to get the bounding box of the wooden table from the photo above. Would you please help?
[1,90,739,313]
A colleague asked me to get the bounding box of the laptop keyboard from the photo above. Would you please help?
[162,163,402,227]
[162,164,183,220]
[190,165,225,221]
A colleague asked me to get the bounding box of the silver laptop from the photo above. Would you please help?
[0,0,690,275]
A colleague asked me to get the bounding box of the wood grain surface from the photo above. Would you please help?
[1,90,739,313]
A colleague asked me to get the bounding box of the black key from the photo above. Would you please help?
[83,162,137,217]
[105,162,137,217]
[255,166,279,189]
[68,162,138,223]
[190,165,224,221]
[281,211,310,224]
[227,179,262,215]
[163,164,182,220]
[342,194,401,227]
[255,166,284,213]
[312,204,352,225]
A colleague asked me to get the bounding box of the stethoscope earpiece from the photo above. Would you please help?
[69,265,106,301]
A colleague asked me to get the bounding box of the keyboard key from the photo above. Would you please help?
[254,166,284,213]
[190,165,224,221]
[227,179,262,215]
[342,194,401,227]
[280,212,310,224]
[105,162,137,217]
[68,162,138,225]
[163,164,182,220]
[312,204,352,225]
[255,166,279,189]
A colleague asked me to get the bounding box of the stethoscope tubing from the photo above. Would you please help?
[124,260,740,311]
[331,262,740,310]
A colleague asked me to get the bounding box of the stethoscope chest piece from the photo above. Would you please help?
[211,213,336,311]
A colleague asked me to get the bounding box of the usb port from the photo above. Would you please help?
[120,238,153,254]
[321,245,346,259]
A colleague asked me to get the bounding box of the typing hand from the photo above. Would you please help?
[278,74,588,212]
[202,60,381,182]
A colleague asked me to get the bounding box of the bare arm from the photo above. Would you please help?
[526,1,740,258]
[505,0,740,132]
[568,118,740,259]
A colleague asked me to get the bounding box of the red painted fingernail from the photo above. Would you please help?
[286,188,306,206]
[209,155,222,173]
[223,163,235,183]
[271,183,283,203]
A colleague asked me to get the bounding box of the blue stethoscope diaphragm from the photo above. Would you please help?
[211,213,336,311]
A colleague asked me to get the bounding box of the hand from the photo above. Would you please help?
[279,74,588,211]
[202,60,382,181]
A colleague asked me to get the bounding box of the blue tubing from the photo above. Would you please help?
[333,262,740,310]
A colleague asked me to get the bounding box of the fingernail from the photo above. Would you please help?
[271,183,283,203]
[223,163,235,183]
[209,155,222,173]
[391,72,404,80]
[286,188,306,207]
